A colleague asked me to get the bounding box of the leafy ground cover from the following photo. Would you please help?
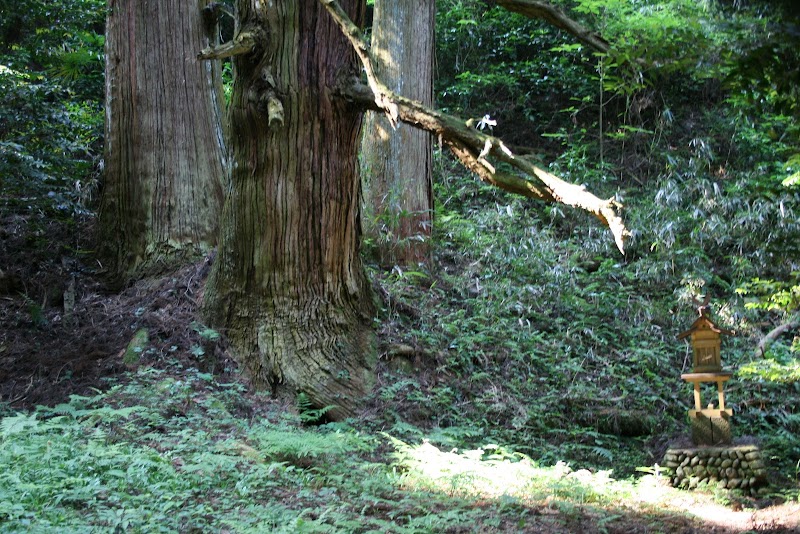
[1,348,798,533]
[1,161,799,531]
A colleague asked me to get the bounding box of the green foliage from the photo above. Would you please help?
[21,294,48,327]
[249,423,371,467]
[388,435,667,509]
[0,0,104,218]
[738,346,800,383]
[784,154,800,188]
[0,0,105,100]
[295,391,336,425]
[0,65,102,216]
[0,364,572,533]
[374,0,800,482]
[0,368,296,531]
[2,0,800,526]
[436,0,593,145]
[372,164,689,474]
[717,3,800,121]
[737,276,800,313]
[575,0,714,69]
[190,320,221,342]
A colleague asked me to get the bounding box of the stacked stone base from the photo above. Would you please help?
[663,445,768,496]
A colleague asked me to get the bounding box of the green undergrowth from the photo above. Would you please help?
[0,65,102,218]
[368,132,800,490]
[367,0,800,491]
[0,362,714,533]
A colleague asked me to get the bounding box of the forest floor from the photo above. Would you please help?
[0,211,227,408]
[1,211,800,532]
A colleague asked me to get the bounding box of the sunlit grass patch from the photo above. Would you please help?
[387,435,649,506]
[385,435,781,529]
[738,357,800,383]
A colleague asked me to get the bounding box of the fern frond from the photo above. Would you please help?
[1,413,40,438]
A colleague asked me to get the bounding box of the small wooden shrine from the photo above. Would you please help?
[665,298,768,494]
[677,299,734,445]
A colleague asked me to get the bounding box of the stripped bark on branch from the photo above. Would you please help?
[320,0,399,126]
[197,31,257,60]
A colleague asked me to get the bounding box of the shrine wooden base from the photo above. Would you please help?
[689,409,733,445]
[681,372,733,446]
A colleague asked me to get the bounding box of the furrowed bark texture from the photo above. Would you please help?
[100,0,226,284]
[361,0,434,265]
[203,0,375,419]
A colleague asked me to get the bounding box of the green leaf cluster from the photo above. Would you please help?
[0,0,105,100]
[0,66,101,216]
[0,0,104,218]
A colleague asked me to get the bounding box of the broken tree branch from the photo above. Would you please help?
[755,320,799,358]
[341,78,628,252]
[322,0,628,252]
[198,31,257,61]
[266,92,284,128]
[319,0,399,127]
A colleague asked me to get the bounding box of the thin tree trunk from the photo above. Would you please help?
[202,0,375,420]
[100,0,226,285]
[361,0,434,266]
[755,321,799,358]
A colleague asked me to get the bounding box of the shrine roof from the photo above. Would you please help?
[677,314,734,340]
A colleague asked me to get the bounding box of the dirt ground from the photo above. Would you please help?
[0,211,231,409]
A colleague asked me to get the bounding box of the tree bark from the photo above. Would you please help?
[202,0,375,420]
[361,0,434,266]
[100,0,226,285]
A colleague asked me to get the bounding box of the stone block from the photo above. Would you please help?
[665,445,768,494]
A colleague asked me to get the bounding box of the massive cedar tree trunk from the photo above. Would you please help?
[202,0,374,419]
[100,0,226,284]
[361,0,434,265]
